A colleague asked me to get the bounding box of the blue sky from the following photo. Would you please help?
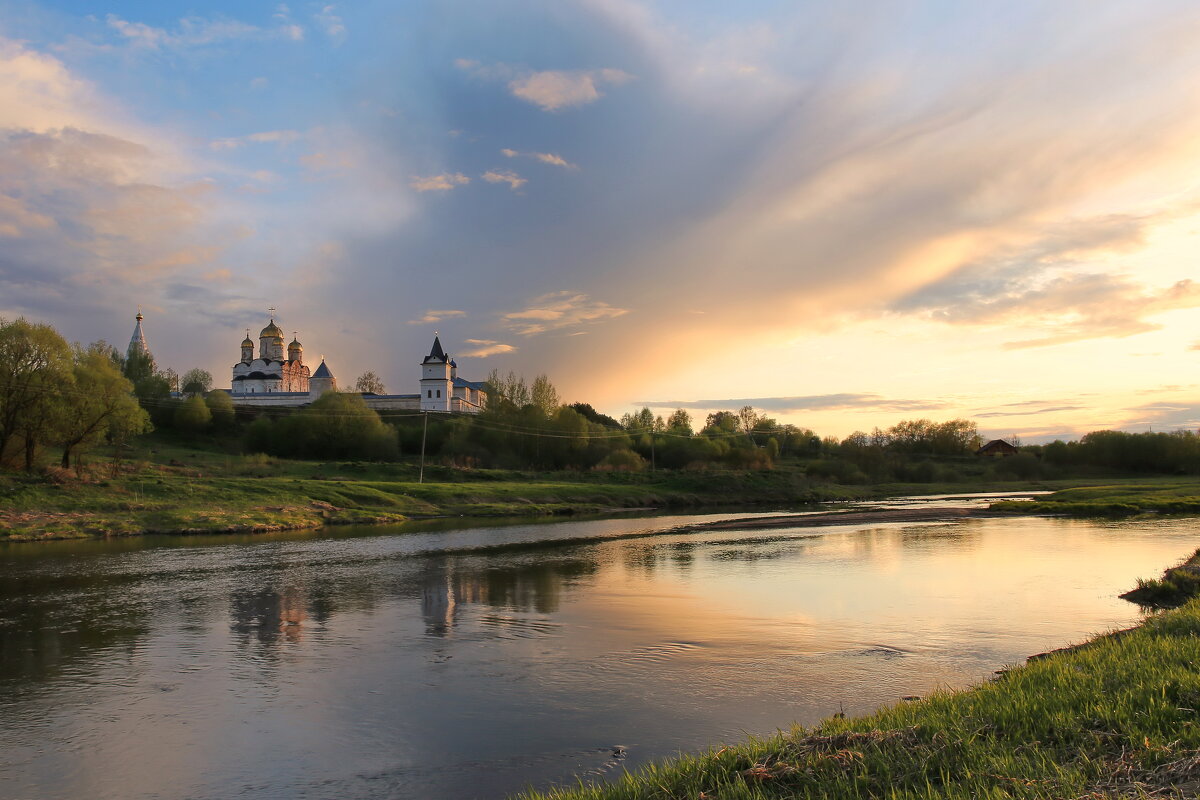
[1,1,1199,438]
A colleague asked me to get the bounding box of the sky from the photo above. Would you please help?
[0,0,1198,440]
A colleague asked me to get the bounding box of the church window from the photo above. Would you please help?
[436,390,441,398]
[427,390,431,398]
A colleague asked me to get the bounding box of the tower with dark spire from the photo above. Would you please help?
[420,334,452,411]
[127,309,150,360]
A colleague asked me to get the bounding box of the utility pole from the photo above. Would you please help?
[419,412,428,484]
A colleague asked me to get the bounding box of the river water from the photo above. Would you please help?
[1,497,1196,799]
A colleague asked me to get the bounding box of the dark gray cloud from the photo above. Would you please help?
[634,394,947,413]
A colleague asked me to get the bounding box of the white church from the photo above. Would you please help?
[223,317,488,413]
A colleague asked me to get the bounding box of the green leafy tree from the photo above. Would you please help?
[0,318,73,470]
[58,344,151,469]
[204,390,236,430]
[530,374,560,417]
[666,409,693,436]
[485,369,531,407]
[123,350,171,402]
[180,368,213,396]
[174,395,212,432]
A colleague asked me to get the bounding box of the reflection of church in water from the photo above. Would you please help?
[223,557,598,646]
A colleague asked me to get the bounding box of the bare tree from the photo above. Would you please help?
[354,371,386,394]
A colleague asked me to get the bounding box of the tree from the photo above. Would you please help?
[530,374,560,417]
[703,411,740,435]
[485,369,531,407]
[58,344,151,469]
[0,318,73,469]
[354,371,386,395]
[180,368,213,396]
[205,390,236,430]
[738,405,760,434]
[666,409,693,436]
[123,349,171,402]
[174,395,212,432]
[568,402,622,429]
[273,392,398,460]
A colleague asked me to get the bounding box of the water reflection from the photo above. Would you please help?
[0,509,1196,800]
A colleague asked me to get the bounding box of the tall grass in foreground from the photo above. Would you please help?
[520,601,1200,799]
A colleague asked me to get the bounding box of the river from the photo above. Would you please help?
[1,496,1195,799]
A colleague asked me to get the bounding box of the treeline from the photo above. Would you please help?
[6,316,1199,482]
[0,318,150,471]
[1040,429,1200,474]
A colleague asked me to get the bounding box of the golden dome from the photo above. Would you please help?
[259,319,284,339]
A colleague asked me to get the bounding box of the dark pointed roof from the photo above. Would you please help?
[423,335,449,364]
[312,360,333,379]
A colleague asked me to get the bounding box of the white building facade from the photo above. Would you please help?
[224,325,486,413]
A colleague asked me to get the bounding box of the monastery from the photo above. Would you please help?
[127,312,488,413]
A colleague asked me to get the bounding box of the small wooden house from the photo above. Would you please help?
[976,439,1019,458]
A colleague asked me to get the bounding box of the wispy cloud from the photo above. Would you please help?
[912,272,1200,349]
[210,129,302,150]
[502,291,629,335]
[410,172,469,192]
[461,338,516,357]
[106,13,300,49]
[501,148,577,169]
[408,309,466,325]
[455,60,633,111]
[481,169,527,190]
[635,394,948,413]
[313,5,346,44]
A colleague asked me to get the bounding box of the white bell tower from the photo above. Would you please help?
[420,334,452,411]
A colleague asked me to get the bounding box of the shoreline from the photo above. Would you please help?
[515,551,1200,800]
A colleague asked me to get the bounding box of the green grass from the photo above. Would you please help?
[1120,548,1200,609]
[6,435,1197,541]
[518,600,1200,800]
[989,480,1200,517]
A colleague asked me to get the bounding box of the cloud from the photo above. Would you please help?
[500,148,577,169]
[455,60,633,111]
[105,14,294,50]
[408,309,466,325]
[974,405,1085,418]
[502,291,629,335]
[409,172,469,192]
[508,68,633,111]
[210,129,302,150]
[314,5,347,44]
[1190,342,1200,351]
[635,394,947,413]
[461,339,516,358]
[1122,401,1200,430]
[905,270,1200,349]
[481,169,527,190]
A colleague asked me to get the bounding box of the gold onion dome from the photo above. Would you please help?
[259,319,284,339]
[289,336,302,349]
[241,335,254,347]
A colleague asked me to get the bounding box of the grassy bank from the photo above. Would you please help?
[519,599,1200,800]
[0,441,877,541]
[989,481,1200,517]
[4,436,1196,541]
[1120,548,1200,609]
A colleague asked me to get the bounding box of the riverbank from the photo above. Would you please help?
[989,481,1200,517]
[518,594,1200,799]
[3,441,1197,541]
[0,461,874,541]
